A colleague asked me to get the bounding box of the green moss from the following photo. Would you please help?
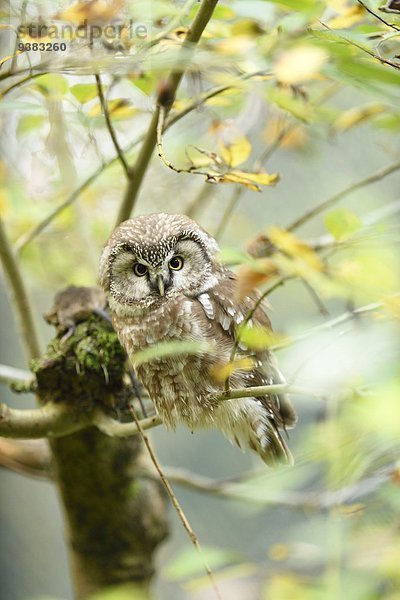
[31,315,127,409]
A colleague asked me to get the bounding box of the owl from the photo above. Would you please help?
[99,213,297,466]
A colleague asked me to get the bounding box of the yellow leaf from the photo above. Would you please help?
[333,103,386,132]
[220,170,279,190]
[55,0,125,24]
[267,226,324,271]
[264,117,307,149]
[215,35,255,56]
[327,5,365,28]
[275,45,328,84]
[88,99,138,119]
[209,358,254,384]
[219,135,251,167]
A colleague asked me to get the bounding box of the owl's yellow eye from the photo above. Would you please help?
[133,263,148,277]
[169,256,184,271]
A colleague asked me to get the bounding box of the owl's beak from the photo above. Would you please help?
[157,274,165,296]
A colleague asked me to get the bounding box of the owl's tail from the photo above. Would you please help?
[216,398,293,466]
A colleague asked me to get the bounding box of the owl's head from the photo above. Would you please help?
[99,213,221,312]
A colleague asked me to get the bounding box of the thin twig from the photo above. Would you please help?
[287,160,400,232]
[0,218,41,359]
[318,21,400,70]
[117,0,220,225]
[0,71,45,98]
[15,77,243,252]
[270,300,387,351]
[148,0,197,48]
[224,276,291,391]
[15,166,106,252]
[185,182,214,219]
[214,185,242,240]
[301,278,330,317]
[357,0,400,31]
[163,463,397,509]
[95,73,131,178]
[127,404,223,600]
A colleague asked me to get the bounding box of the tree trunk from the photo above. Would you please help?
[32,289,169,599]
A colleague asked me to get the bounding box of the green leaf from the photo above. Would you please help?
[164,546,241,581]
[213,4,236,19]
[324,208,362,240]
[17,114,45,136]
[237,324,289,350]
[130,340,213,367]
[70,83,100,104]
[265,0,324,14]
[34,74,68,98]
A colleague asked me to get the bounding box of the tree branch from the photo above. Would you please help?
[95,73,131,178]
[0,402,92,439]
[0,363,33,386]
[0,438,51,480]
[93,410,162,437]
[0,217,41,359]
[162,463,397,509]
[15,75,242,252]
[117,0,220,225]
[216,383,327,402]
[357,0,400,31]
[270,300,387,351]
[288,160,400,231]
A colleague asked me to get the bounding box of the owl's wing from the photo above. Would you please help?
[197,273,297,465]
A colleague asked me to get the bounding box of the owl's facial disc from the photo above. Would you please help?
[107,236,217,309]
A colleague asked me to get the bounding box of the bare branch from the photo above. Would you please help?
[0,72,44,97]
[216,383,327,402]
[15,76,242,252]
[357,0,400,31]
[0,363,33,386]
[148,0,198,47]
[0,218,41,359]
[93,411,162,437]
[318,22,400,69]
[0,438,51,480]
[117,0,221,225]
[288,160,400,232]
[162,463,397,509]
[0,402,91,439]
[95,73,131,178]
[271,300,388,351]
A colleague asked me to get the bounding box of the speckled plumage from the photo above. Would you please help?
[99,213,297,466]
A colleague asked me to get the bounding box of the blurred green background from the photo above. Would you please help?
[1,0,400,598]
